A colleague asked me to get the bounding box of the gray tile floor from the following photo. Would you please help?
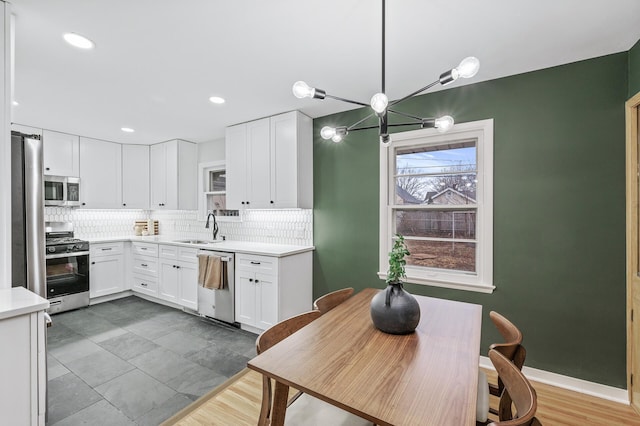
[46,296,257,425]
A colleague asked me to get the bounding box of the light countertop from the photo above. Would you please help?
[83,236,314,257]
[0,287,49,320]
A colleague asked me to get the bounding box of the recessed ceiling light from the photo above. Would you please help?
[12,101,18,106]
[121,127,135,133]
[63,33,95,49]
[209,96,225,104]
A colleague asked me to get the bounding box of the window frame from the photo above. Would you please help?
[379,119,494,293]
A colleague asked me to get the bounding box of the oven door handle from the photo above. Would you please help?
[45,251,90,260]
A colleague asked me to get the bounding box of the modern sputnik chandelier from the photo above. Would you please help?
[292,0,480,145]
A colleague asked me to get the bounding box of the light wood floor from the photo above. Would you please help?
[164,368,640,426]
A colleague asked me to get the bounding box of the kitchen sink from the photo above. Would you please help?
[173,239,220,244]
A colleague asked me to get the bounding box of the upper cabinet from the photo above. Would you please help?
[225,111,312,210]
[150,139,197,210]
[122,144,150,209]
[42,130,80,177]
[79,137,122,209]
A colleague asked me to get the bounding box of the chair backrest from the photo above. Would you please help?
[488,349,542,426]
[313,288,354,315]
[256,311,322,426]
[489,311,523,362]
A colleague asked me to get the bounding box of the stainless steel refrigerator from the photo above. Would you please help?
[11,130,46,298]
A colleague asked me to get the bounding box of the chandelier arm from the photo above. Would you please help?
[387,109,423,122]
[346,112,377,131]
[324,94,369,107]
[388,79,440,106]
[349,122,423,133]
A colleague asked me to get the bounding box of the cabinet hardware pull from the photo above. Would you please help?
[82,202,86,206]
[270,200,274,204]
[250,261,261,265]
[141,283,148,287]
[45,167,50,171]
[141,263,148,267]
[140,247,147,250]
[249,278,253,282]
[91,261,96,265]
[255,279,260,283]
[123,203,126,206]
[176,266,180,269]
[241,201,245,205]
[101,248,112,251]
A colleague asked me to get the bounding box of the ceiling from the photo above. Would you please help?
[10,0,640,145]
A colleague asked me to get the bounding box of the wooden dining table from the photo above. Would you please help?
[247,287,483,426]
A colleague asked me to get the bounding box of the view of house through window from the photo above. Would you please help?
[394,141,477,273]
[380,119,493,292]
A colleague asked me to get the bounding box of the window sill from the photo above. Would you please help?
[377,272,495,294]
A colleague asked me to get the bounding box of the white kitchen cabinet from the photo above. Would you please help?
[42,130,80,177]
[158,244,198,309]
[150,139,197,210]
[122,144,150,209]
[225,111,312,209]
[0,288,48,426]
[89,242,125,298]
[79,137,122,209]
[234,251,312,332]
[131,242,159,297]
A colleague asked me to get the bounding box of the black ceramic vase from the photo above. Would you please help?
[370,282,421,334]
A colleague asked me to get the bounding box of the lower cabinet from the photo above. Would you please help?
[90,242,125,298]
[0,306,47,425]
[158,245,198,310]
[235,252,312,332]
[131,242,160,297]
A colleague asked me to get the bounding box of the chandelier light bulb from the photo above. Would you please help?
[320,126,337,140]
[331,134,343,143]
[456,57,480,79]
[292,81,315,99]
[435,115,454,133]
[370,93,389,114]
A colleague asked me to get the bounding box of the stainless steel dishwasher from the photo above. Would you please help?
[197,250,235,324]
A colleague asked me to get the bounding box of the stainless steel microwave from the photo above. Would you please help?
[44,176,80,207]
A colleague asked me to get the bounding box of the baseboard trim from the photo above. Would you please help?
[479,356,629,405]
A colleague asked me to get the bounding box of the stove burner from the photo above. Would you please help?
[46,237,85,246]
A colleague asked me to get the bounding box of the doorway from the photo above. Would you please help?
[626,91,640,413]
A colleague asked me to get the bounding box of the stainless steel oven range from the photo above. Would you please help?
[45,222,90,314]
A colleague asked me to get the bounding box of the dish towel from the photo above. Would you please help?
[197,254,227,290]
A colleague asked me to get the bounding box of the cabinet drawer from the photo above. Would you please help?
[132,256,158,277]
[178,247,199,264]
[159,244,178,260]
[237,254,276,275]
[132,274,158,296]
[132,242,158,257]
[90,242,124,257]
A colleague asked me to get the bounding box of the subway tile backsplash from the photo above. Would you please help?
[45,208,313,246]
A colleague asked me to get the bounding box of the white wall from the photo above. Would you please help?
[0,2,11,289]
[197,137,224,163]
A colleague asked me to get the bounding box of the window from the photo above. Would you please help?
[379,119,494,293]
[198,161,240,221]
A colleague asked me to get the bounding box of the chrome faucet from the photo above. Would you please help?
[205,211,219,240]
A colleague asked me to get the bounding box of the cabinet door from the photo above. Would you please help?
[178,262,198,310]
[235,271,256,326]
[256,273,278,330]
[271,112,298,208]
[79,137,122,208]
[122,144,150,209]
[247,118,271,208]
[150,143,167,208]
[225,124,248,209]
[159,260,179,303]
[177,140,197,210]
[164,140,179,209]
[42,130,80,176]
[90,255,125,298]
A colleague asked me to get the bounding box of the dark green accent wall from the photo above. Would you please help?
[630,39,640,98]
[313,53,628,388]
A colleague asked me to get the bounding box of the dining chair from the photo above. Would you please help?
[486,349,542,426]
[313,287,354,315]
[477,311,528,423]
[256,310,372,426]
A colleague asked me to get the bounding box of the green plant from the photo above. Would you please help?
[386,234,410,284]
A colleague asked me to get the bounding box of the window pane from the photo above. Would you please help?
[404,239,476,273]
[208,171,226,191]
[396,142,476,175]
[395,210,476,239]
[395,173,477,205]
